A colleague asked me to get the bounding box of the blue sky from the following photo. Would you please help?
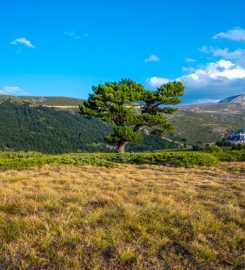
[1,0,245,103]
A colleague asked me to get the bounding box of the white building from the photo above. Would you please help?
[227,129,245,143]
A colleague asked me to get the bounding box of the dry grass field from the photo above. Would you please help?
[0,163,244,269]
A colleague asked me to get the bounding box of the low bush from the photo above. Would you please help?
[0,151,218,170]
[0,150,243,170]
[211,150,245,162]
[98,152,218,166]
[205,145,223,153]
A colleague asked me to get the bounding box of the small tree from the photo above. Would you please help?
[79,79,184,152]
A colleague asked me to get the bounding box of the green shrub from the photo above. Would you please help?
[0,150,244,170]
[205,145,223,153]
[101,152,218,166]
[211,150,245,162]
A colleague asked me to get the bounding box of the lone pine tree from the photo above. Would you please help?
[79,79,184,152]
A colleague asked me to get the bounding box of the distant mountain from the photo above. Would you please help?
[219,94,245,104]
[182,94,245,113]
[166,94,245,145]
[1,93,244,111]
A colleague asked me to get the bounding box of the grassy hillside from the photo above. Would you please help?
[169,94,245,145]
[166,109,245,145]
[0,162,244,269]
[0,94,83,107]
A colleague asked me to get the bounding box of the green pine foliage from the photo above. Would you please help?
[80,79,184,152]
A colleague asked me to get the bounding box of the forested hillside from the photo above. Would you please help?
[0,101,175,153]
[0,101,109,153]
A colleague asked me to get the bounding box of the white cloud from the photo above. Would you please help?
[0,86,27,95]
[178,59,245,100]
[182,59,245,82]
[146,76,170,88]
[148,60,245,88]
[146,59,245,102]
[144,54,160,63]
[184,57,196,63]
[194,98,220,104]
[11,37,35,48]
[210,47,245,66]
[213,28,245,41]
[65,31,88,40]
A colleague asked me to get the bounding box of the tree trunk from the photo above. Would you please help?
[118,142,128,153]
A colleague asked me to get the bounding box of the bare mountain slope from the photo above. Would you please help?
[182,94,245,113]
[167,94,245,145]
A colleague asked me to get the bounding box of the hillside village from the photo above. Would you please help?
[227,129,245,143]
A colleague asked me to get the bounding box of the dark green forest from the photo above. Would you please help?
[0,101,176,153]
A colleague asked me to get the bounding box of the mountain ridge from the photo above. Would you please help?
[1,93,244,108]
[219,94,245,104]
[182,94,245,113]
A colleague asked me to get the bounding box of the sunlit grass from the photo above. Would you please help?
[0,163,244,269]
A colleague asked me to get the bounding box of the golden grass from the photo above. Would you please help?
[0,163,244,269]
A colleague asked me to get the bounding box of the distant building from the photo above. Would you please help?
[227,129,245,143]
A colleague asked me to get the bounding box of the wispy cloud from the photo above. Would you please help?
[213,28,245,41]
[144,54,160,63]
[0,86,27,95]
[194,98,220,104]
[198,46,209,53]
[211,47,245,66]
[65,31,88,40]
[184,57,196,63]
[199,46,245,67]
[11,37,35,48]
[182,67,196,73]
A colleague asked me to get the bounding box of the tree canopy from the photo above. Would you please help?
[79,79,184,152]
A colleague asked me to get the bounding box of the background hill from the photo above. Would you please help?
[165,94,245,145]
[0,93,244,152]
[182,94,245,112]
[0,94,83,107]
